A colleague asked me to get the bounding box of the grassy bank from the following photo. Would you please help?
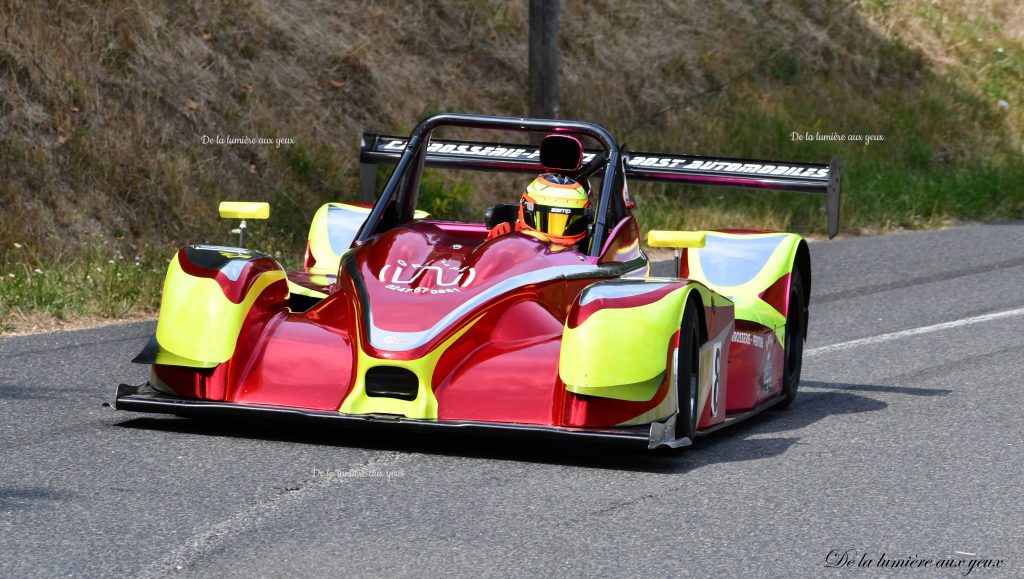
[1,0,1022,332]
[0,243,167,332]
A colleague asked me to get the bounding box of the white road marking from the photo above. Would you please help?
[806,307,1024,356]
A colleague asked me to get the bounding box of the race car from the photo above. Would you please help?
[112,113,841,450]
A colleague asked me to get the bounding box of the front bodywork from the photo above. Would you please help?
[128,218,719,446]
[119,219,790,449]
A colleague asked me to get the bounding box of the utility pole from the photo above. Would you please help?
[528,0,560,119]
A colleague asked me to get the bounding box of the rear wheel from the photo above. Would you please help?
[776,269,806,409]
[675,299,701,440]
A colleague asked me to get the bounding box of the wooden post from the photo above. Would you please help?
[359,161,377,202]
[528,0,560,119]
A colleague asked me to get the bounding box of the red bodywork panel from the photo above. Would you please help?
[726,322,784,412]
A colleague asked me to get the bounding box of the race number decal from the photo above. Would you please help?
[710,343,721,417]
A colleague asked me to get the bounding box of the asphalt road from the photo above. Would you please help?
[2,222,1022,578]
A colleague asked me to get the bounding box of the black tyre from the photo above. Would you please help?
[775,269,806,409]
[675,299,701,440]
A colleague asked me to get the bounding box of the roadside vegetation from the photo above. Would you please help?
[0,242,167,333]
[1,0,1022,332]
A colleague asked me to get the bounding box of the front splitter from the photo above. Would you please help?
[112,382,664,448]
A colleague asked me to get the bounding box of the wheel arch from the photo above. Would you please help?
[793,239,811,337]
[688,287,709,345]
[793,239,811,307]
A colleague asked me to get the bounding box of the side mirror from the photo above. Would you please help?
[219,202,270,247]
[648,230,706,276]
[539,134,583,172]
[647,230,706,249]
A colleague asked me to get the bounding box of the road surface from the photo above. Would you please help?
[1,222,1022,577]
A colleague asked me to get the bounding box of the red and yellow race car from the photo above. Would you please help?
[114,113,841,450]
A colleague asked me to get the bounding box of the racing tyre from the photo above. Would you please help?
[776,269,806,409]
[675,299,701,441]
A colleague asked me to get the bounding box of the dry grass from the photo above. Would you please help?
[0,1,532,256]
[0,311,155,337]
[0,0,1022,331]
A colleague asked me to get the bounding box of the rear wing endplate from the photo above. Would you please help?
[360,134,841,238]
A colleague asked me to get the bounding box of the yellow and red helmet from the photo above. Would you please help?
[518,174,590,247]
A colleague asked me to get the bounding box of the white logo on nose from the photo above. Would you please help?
[377,261,476,288]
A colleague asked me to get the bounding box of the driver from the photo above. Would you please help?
[487,173,591,248]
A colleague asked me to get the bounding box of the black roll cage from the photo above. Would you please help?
[354,113,625,258]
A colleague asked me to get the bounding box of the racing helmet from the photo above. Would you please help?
[518,174,591,247]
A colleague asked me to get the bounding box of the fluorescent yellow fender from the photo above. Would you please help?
[560,285,695,402]
[155,254,286,366]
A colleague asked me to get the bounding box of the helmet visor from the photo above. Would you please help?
[522,203,589,237]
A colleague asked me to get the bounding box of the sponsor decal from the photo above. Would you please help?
[380,138,598,163]
[627,156,829,178]
[731,331,768,349]
[375,138,827,178]
[378,260,476,294]
[731,331,775,392]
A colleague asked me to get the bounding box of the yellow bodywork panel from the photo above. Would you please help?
[219,201,270,220]
[307,203,430,275]
[647,230,707,248]
[686,232,798,345]
[306,203,367,275]
[155,254,286,365]
[560,286,694,402]
[339,317,478,419]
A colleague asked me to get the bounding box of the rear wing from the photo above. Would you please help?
[360,134,841,238]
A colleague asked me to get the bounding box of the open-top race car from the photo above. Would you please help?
[113,113,840,449]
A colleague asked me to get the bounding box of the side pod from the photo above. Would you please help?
[133,245,289,368]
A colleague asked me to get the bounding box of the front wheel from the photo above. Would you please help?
[775,269,806,409]
[675,299,701,440]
